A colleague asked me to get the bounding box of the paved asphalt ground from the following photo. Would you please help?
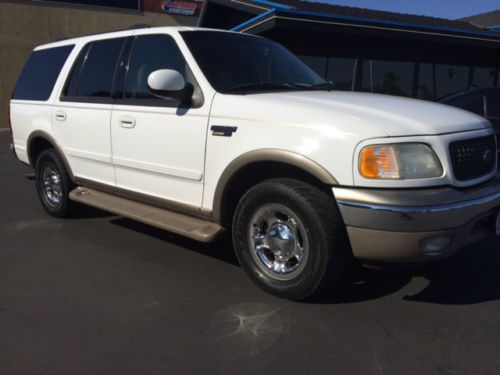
[1,130,500,374]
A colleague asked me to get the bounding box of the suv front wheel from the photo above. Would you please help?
[232,178,352,300]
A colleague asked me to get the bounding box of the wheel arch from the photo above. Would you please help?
[212,149,338,226]
[27,131,74,180]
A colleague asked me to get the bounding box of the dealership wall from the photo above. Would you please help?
[0,0,198,128]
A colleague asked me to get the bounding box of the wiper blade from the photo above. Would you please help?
[309,82,335,91]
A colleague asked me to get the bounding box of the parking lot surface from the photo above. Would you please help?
[1,130,499,374]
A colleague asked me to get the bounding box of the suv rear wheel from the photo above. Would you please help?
[232,178,352,300]
[35,149,77,218]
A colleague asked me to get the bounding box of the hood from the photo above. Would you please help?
[213,91,491,138]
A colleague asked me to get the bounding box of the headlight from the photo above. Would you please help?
[359,143,443,179]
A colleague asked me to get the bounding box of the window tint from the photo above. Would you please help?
[181,31,327,93]
[13,45,73,101]
[417,63,436,100]
[299,56,327,77]
[125,35,188,100]
[68,38,125,98]
[327,58,356,91]
[64,45,88,97]
[435,65,469,98]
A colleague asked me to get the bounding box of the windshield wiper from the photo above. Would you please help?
[223,82,304,93]
[308,82,335,91]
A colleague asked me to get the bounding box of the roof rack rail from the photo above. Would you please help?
[45,24,154,44]
[129,24,151,29]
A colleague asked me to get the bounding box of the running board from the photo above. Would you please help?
[69,187,224,242]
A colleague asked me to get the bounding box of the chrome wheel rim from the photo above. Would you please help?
[248,203,309,281]
[41,164,63,207]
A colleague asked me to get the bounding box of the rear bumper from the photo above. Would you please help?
[333,176,500,262]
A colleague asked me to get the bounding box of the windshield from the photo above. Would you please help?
[180,31,330,94]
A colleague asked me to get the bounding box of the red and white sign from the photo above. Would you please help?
[161,0,202,16]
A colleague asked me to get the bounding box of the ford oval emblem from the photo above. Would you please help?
[483,149,493,163]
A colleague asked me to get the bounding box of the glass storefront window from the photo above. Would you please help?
[435,64,469,98]
[360,60,414,96]
[326,58,356,91]
[472,67,497,89]
[417,63,435,100]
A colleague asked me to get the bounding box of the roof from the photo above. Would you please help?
[461,10,500,29]
[273,0,480,32]
[199,0,500,43]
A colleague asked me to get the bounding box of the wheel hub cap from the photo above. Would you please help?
[42,165,62,207]
[269,223,295,259]
[248,203,309,281]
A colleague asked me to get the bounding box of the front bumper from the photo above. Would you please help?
[333,176,500,262]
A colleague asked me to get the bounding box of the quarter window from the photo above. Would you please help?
[13,45,74,101]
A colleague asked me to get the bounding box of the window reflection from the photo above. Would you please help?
[417,63,435,100]
[294,54,498,100]
[326,58,356,91]
[435,65,469,98]
[472,67,497,89]
[298,56,327,77]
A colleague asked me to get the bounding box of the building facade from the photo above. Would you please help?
[0,0,197,128]
[200,0,500,101]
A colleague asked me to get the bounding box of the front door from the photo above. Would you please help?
[111,33,209,208]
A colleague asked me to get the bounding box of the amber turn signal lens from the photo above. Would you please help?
[359,146,379,178]
[359,145,400,179]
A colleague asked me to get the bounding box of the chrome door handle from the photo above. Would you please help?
[119,116,136,128]
[55,111,66,121]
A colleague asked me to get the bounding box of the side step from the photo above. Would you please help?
[69,187,224,242]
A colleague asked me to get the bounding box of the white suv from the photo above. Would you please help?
[10,27,500,300]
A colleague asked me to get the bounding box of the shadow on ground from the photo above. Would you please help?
[108,217,500,306]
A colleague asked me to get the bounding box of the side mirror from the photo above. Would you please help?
[147,69,186,99]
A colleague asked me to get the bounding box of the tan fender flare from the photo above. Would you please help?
[27,130,75,180]
[211,149,338,221]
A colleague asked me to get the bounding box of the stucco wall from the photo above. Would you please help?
[0,0,197,128]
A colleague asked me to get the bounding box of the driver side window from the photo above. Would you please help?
[124,34,188,101]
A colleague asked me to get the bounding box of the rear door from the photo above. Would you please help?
[110,33,209,208]
[52,37,128,185]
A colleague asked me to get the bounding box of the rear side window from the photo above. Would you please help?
[63,37,126,100]
[13,45,74,101]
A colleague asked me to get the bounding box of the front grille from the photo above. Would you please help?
[449,135,497,181]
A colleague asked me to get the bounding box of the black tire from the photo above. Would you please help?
[232,178,352,301]
[35,148,77,218]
